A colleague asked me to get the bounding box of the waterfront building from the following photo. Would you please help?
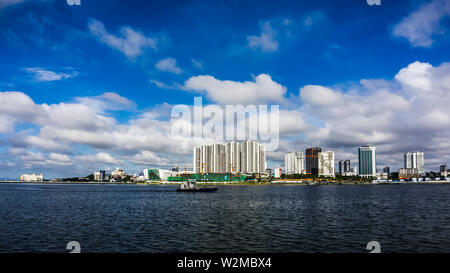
[338,160,344,175]
[305,147,321,175]
[94,170,106,181]
[440,164,448,177]
[383,167,390,176]
[344,160,351,173]
[193,141,266,174]
[285,152,305,174]
[339,160,351,175]
[318,151,335,177]
[358,145,376,177]
[274,168,282,178]
[399,168,419,179]
[20,173,43,182]
[111,167,125,178]
[404,152,425,175]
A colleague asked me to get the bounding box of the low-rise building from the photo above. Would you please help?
[399,168,419,179]
[273,168,282,178]
[20,173,44,182]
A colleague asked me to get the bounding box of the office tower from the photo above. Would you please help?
[318,151,335,177]
[358,145,376,177]
[344,160,351,173]
[339,159,351,175]
[285,152,305,174]
[440,164,448,173]
[404,152,424,175]
[193,141,266,174]
[305,147,321,175]
[383,167,390,176]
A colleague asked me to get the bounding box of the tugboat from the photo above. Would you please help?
[177,180,218,192]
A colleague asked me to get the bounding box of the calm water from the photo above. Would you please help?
[0,183,450,253]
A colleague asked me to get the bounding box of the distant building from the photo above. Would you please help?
[266,168,273,178]
[274,168,282,178]
[440,164,448,177]
[404,152,425,175]
[383,167,390,176]
[305,147,321,175]
[94,170,106,181]
[399,168,419,179]
[339,160,351,175]
[285,152,305,174]
[111,168,125,178]
[358,145,376,177]
[318,151,335,177]
[193,141,266,174]
[20,173,43,182]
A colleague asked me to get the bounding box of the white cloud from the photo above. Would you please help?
[88,18,157,59]
[2,61,450,175]
[155,57,183,74]
[191,59,204,69]
[75,152,123,165]
[393,0,450,47]
[25,67,77,82]
[75,92,136,112]
[247,22,279,52]
[184,73,287,104]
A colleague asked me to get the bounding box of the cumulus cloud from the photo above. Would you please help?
[75,152,123,165]
[393,0,450,47]
[25,67,78,82]
[75,92,136,112]
[155,57,183,74]
[88,18,157,59]
[183,74,287,104]
[247,22,279,52]
[1,61,450,176]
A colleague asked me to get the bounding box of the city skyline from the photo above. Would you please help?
[1,0,450,179]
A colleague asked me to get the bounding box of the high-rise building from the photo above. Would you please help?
[358,145,376,177]
[399,168,419,179]
[339,160,351,175]
[344,160,351,173]
[193,141,266,174]
[404,152,425,175]
[440,164,448,173]
[285,152,305,174]
[383,167,390,176]
[318,151,335,177]
[305,147,321,175]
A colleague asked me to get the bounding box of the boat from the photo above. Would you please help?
[177,180,218,192]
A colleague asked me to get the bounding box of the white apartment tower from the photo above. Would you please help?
[404,152,425,175]
[285,152,305,174]
[193,141,266,174]
[318,151,335,177]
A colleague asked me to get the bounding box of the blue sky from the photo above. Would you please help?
[1,0,450,179]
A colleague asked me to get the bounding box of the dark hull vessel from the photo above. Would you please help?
[177,181,218,192]
[176,187,218,192]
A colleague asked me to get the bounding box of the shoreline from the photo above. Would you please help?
[1,181,450,186]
